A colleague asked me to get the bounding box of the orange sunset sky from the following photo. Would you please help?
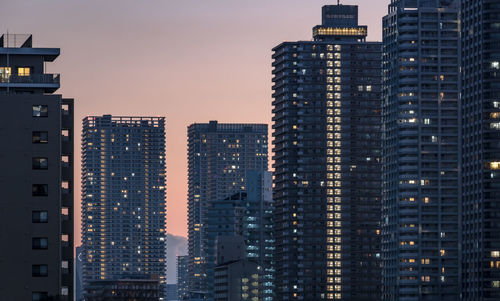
[1,0,385,243]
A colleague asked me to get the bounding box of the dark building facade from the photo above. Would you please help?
[81,116,166,295]
[382,0,460,300]
[187,121,268,298]
[83,279,161,301]
[0,34,74,300]
[272,5,382,300]
[214,237,260,301]
[177,255,189,300]
[461,0,500,300]
[206,171,274,300]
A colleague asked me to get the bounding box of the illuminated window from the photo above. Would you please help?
[492,251,500,258]
[0,67,11,81]
[490,162,500,170]
[18,67,31,76]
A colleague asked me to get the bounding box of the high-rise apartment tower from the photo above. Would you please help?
[81,115,166,295]
[382,0,460,300]
[272,5,382,300]
[461,0,500,299]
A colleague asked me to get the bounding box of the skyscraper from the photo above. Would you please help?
[81,115,166,295]
[0,33,74,300]
[461,0,500,299]
[382,0,460,300]
[272,5,382,300]
[187,121,268,298]
[206,171,274,300]
[177,255,189,300]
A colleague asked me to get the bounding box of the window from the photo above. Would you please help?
[32,131,48,144]
[61,129,70,140]
[32,265,48,277]
[18,67,31,76]
[32,238,48,250]
[32,292,49,301]
[32,184,48,196]
[0,67,11,82]
[32,158,48,170]
[32,105,48,117]
[32,211,48,223]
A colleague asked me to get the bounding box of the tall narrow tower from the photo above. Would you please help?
[461,0,500,299]
[81,115,166,295]
[272,5,382,300]
[382,0,460,300]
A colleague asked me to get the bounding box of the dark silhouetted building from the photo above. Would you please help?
[166,284,178,301]
[382,0,460,300]
[461,0,500,299]
[206,171,274,300]
[83,279,161,301]
[81,116,166,296]
[272,5,382,300]
[76,246,84,301]
[214,236,261,301]
[0,33,74,300]
[177,255,189,300]
[187,121,268,298]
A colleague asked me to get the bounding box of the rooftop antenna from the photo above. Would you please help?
[337,0,340,5]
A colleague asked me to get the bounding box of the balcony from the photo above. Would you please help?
[0,74,60,92]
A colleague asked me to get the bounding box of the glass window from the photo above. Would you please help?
[32,211,48,223]
[18,67,31,76]
[0,67,11,82]
[32,184,48,196]
[32,131,48,144]
[32,158,48,170]
[32,238,48,250]
[32,265,48,277]
[32,105,48,117]
[32,292,49,301]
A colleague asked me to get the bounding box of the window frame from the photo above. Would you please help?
[32,184,48,197]
[32,264,48,277]
[32,157,48,170]
[32,211,48,223]
[32,105,48,117]
[32,237,48,250]
[32,131,48,144]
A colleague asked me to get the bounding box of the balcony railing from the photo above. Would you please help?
[0,74,60,85]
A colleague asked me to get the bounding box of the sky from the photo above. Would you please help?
[1,0,385,242]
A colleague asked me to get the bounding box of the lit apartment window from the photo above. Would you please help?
[32,211,48,223]
[18,67,31,76]
[32,265,48,277]
[32,158,48,170]
[32,238,48,250]
[32,292,49,301]
[32,131,48,144]
[32,184,48,196]
[32,105,48,117]
[0,67,11,82]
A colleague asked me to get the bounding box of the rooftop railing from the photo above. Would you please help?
[0,74,60,85]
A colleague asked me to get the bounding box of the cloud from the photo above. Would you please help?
[167,233,188,283]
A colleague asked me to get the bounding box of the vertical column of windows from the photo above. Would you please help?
[326,44,342,300]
